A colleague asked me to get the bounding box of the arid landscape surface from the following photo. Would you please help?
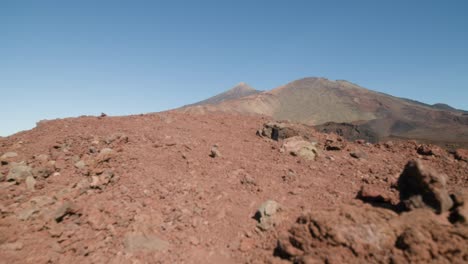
[3,0,467,263]
[0,111,467,263]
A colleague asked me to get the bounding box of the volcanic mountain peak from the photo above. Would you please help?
[181,77,468,147]
[227,82,256,93]
[186,82,261,106]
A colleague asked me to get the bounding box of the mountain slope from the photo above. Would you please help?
[181,77,468,145]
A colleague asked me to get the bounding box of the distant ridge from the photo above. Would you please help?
[180,77,468,146]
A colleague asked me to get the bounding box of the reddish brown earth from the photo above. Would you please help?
[0,111,467,263]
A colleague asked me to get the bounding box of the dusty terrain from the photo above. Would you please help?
[180,77,468,147]
[0,111,467,263]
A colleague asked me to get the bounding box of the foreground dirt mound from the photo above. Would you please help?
[0,111,467,263]
[276,160,468,263]
[276,203,468,264]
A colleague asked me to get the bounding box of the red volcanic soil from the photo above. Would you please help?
[0,112,467,263]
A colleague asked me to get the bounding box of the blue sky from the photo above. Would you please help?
[1,0,467,136]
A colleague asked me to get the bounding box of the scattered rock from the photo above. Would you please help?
[6,163,33,183]
[74,179,91,194]
[384,141,394,148]
[90,176,101,189]
[281,169,297,183]
[255,200,281,231]
[397,160,453,214]
[86,207,110,230]
[324,136,346,151]
[281,136,318,160]
[34,154,49,162]
[1,152,18,160]
[17,207,40,221]
[123,233,169,252]
[209,145,221,158]
[30,195,55,207]
[416,144,446,157]
[240,174,257,186]
[74,160,86,169]
[416,144,434,156]
[350,150,367,159]
[188,236,200,246]
[17,195,56,221]
[105,133,129,145]
[449,190,468,225]
[0,241,23,251]
[25,176,36,191]
[96,148,114,163]
[90,170,114,189]
[54,201,78,222]
[32,165,54,178]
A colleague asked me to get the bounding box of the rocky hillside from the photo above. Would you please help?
[180,78,468,147]
[0,112,467,263]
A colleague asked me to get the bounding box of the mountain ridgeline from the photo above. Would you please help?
[180,77,468,147]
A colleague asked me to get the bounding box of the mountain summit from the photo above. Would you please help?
[187,82,260,106]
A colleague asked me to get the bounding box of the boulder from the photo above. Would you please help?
[6,162,33,183]
[255,200,281,231]
[281,136,318,161]
[258,122,300,141]
[397,160,453,214]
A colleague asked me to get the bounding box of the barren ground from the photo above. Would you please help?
[0,111,467,263]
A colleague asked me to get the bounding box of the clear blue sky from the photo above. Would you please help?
[1,0,467,136]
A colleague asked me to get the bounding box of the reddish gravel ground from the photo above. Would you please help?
[0,111,467,263]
